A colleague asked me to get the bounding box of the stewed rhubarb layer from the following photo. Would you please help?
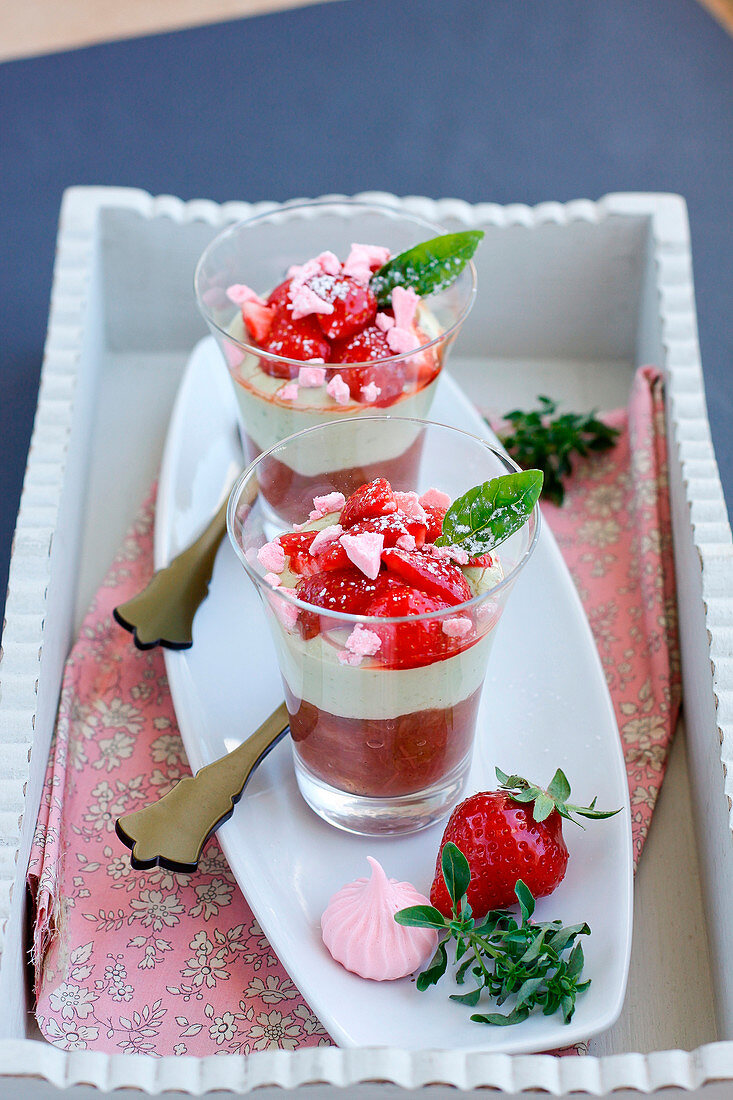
[257,477,504,800]
[286,685,483,797]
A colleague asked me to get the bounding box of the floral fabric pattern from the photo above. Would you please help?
[28,365,679,1054]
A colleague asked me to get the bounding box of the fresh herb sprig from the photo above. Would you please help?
[394,843,591,1026]
[370,231,483,307]
[498,396,619,506]
[435,469,543,556]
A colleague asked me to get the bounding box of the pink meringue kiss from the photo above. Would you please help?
[321,857,438,981]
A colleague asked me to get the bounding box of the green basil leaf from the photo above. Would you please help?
[435,470,543,555]
[369,231,483,307]
[442,841,471,907]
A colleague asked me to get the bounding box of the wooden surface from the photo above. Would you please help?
[0,0,337,62]
[0,0,730,61]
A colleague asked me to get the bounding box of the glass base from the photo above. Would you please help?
[292,749,472,836]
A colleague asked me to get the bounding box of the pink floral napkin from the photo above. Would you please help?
[27,365,679,1055]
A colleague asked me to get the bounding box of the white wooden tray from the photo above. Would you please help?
[0,187,730,1097]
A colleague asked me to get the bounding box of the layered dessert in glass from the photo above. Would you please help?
[227,418,540,835]
[195,200,478,521]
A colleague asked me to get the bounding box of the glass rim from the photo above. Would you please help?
[227,416,542,626]
[194,197,478,370]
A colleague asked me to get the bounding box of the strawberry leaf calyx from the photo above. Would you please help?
[495,766,621,827]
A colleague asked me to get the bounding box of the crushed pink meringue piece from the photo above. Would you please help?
[263,572,282,588]
[313,491,346,515]
[257,541,286,573]
[347,625,382,656]
[396,533,417,551]
[360,381,381,403]
[442,616,473,638]
[278,382,299,401]
[226,283,265,306]
[290,283,334,320]
[340,532,384,579]
[447,546,469,565]
[338,650,364,667]
[391,286,420,330]
[327,374,350,406]
[287,257,321,283]
[298,365,327,387]
[337,625,382,666]
[271,589,299,631]
[387,325,420,355]
[321,857,437,981]
[393,491,427,524]
[420,487,451,510]
[309,524,344,555]
[315,250,341,276]
[223,341,245,370]
[342,243,391,284]
[375,312,395,332]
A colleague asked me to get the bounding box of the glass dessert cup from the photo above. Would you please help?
[227,418,539,836]
[195,199,477,523]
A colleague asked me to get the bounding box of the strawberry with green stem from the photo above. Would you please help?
[430,767,620,917]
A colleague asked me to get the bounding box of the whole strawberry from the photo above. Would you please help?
[430,768,619,917]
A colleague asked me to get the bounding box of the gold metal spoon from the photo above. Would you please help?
[115,702,289,872]
[113,497,229,650]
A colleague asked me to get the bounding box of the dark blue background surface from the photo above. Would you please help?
[1,0,731,628]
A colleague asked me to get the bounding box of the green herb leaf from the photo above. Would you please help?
[400,844,592,1027]
[394,905,447,930]
[369,230,483,307]
[450,986,483,1007]
[514,880,535,922]
[441,841,471,909]
[435,470,543,555]
[416,942,448,991]
[497,396,620,507]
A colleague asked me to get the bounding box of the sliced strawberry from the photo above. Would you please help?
[381,548,472,606]
[259,315,330,378]
[266,279,294,316]
[330,323,392,364]
[422,503,447,542]
[349,512,427,549]
[304,274,377,340]
[340,478,396,528]
[277,531,318,574]
[295,569,401,638]
[313,539,350,571]
[242,300,275,343]
[366,586,456,669]
[468,552,495,568]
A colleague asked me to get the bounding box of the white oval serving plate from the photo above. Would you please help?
[155,336,632,1053]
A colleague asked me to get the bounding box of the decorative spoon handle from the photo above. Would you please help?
[115,703,289,872]
[114,496,229,650]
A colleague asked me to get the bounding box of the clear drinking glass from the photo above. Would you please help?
[227,418,539,836]
[195,200,477,521]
